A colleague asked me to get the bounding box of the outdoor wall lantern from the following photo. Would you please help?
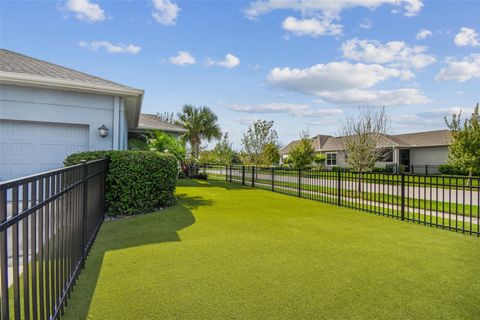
[98,125,109,138]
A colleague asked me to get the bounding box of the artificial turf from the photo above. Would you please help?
[62,179,480,319]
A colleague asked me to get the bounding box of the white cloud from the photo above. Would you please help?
[266,61,430,106]
[228,102,342,118]
[206,54,240,69]
[65,0,105,22]
[78,41,141,54]
[169,51,196,65]
[454,27,480,47]
[267,61,413,95]
[317,88,431,106]
[152,0,180,25]
[341,38,436,69]
[392,107,473,129]
[416,28,432,40]
[359,18,372,29]
[282,16,342,37]
[435,54,480,82]
[229,102,309,113]
[245,0,423,19]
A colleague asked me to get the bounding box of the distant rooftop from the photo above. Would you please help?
[281,130,452,154]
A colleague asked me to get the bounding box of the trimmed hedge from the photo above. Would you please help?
[438,164,479,176]
[64,150,178,217]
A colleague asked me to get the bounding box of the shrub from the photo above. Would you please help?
[438,164,479,176]
[331,166,349,172]
[64,150,178,216]
[192,173,208,180]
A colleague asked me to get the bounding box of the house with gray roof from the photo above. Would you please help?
[280,130,452,173]
[0,49,185,181]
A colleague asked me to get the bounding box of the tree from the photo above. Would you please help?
[212,132,235,165]
[341,107,389,172]
[156,112,175,124]
[147,130,185,161]
[313,153,326,167]
[176,105,222,160]
[287,132,316,169]
[445,103,480,183]
[261,142,280,166]
[241,120,278,165]
[198,150,216,164]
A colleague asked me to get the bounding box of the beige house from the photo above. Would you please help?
[280,130,452,173]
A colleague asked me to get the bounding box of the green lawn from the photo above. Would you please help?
[63,179,480,319]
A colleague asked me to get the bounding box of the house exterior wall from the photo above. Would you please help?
[0,84,128,151]
[409,146,449,166]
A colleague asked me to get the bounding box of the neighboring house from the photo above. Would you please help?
[0,49,183,181]
[280,130,452,173]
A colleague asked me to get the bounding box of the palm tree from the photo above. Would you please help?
[176,105,222,160]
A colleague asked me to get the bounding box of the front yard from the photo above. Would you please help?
[63,179,480,319]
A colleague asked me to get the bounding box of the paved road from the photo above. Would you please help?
[205,168,480,206]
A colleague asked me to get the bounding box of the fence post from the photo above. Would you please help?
[0,187,9,319]
[242,165,245,185]
[225,165,228,181]
[229,165,232,182]
[81,160,88,268]
[401,173,405,221]
[425,165,428,176]
[251,166,255,187]
[298,169,301,198]
[271,167,275,191]
[337,170,341,206]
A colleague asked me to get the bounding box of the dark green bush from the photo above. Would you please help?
[64,150,178,216]
[438,164,479,176]
[192,173,208,180]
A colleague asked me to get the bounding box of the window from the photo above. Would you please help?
[326,153,337,166]
[379,148,394,162]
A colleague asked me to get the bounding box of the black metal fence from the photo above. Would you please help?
[386,164,442,175]
[0,159,107,319]
[201,164,480,236]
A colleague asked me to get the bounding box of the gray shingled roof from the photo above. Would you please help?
[0,49,137,90]
[281,130,452,154]
[394,130,452,147]
[136,114,187,133]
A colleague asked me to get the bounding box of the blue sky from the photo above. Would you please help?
[1,0,479,148]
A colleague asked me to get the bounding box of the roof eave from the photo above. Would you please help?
[131,127,187,134]
[0,71,144,96]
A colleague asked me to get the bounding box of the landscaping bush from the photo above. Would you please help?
[438,164,479,176]
[64,150,178,216]
[192,173,208,180]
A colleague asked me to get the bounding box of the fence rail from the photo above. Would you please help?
[0,159,107,319]
[201,164,480,236]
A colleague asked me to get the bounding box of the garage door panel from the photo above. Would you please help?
[0,120,89,181]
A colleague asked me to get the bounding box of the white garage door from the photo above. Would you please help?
[0,120,89,181]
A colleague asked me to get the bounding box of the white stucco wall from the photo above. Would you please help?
[409,146,449,166]
[0,84,127,151]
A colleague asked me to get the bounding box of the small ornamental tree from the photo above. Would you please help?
[342,107,390,192]
[212,133,235,165]
[313,153,326,167]
[288,132,316,169]
[241,120,279,165]
[342,107,389,172]
[261,142,281,166]
[445,103,480,183]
